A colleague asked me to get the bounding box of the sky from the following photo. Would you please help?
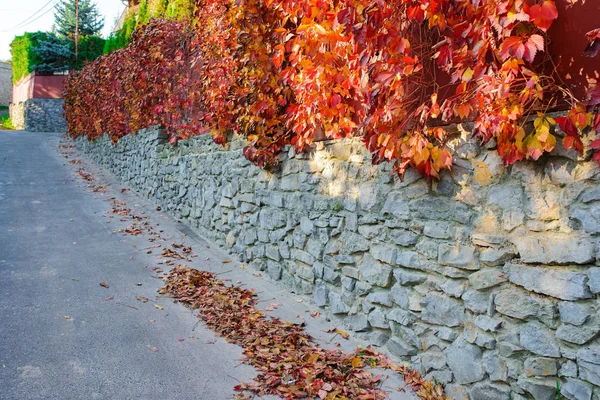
[0,0,126,61]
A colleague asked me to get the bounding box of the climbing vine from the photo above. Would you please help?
[64,0,600,180]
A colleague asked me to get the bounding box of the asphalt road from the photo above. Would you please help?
[0,130,416,400]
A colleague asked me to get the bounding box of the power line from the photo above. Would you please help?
[0,0,56,33]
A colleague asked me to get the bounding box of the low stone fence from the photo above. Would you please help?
[77,126,600,400]
[10,99,66,132]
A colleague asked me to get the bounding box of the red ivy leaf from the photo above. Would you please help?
[527,1,558,32]
[556,116,578,137]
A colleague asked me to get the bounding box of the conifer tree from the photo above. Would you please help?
[53,0,104,38]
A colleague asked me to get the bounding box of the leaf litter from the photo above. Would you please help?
[163,266,448,400]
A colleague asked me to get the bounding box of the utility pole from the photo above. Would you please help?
[75,0,79,61]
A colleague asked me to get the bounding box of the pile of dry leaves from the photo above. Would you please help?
[163,266,448,400]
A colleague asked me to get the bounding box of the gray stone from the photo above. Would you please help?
[382,192,410,219]
[259,208,287,229]
[420,292,465,327]
[469,268,507,290]
[328,292,349,314]
[335,255,354,265]
[291,249,315,265]
[479,247,517,266]
[396,251,421,268]
[265,245,281,261]
[462,289,490,314]
[471,233,506,247]
[444,384,470,400]
[366,292,392,307]
[267,260,282,280]
[505,263,592,301]
[339,231,370,254]
[368,308,389,329]
[341,266,359,279]
[313,284,328,307]
[438,244,478,269]
[469,382,511,400]
[387,309,414,326]
[464,322,496,349]
[446,337,485,384]
[483,352,508,382]
[360,254,392,287]
[322,267,341,285]
[578,348,600,386]
[474,315,503,332]
[440,279,468,298]
[436,327,458,342]
[559,302,591,326]
[520,322,561,358]
[300,216,314,235]
[423,221,453,239]
[556,322,600,345]
[306,238,324,259]
[561,379,593,400]
[392,229,419,246]
[386,336,417,358]
[511,234,595,265]
[559,360,578,378]
[589,268,600,294]
[494,286,557,326]
[345,314,370,332]
[524,358,557,376]
[390,284,410,309]
[368,331,390,347]
[370,243,397,265]
[517,377,557,400]
[488,184,524,210]
[420,348,448,373]
[393,269,427,285]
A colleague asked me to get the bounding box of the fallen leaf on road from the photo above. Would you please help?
[252,272,262,277]
[151,347,158,352]
[177,338,185,342]
[63,315,71,320]
[154,304,164,310]
[324,328,350,340]
[135,282,142,286]
[310,311,320,318]
[265,303,282,311]
[99,282,109,288]
[136,296,149,303]
[222,260,232,264]
[105,296,114,301]
[296,299,303,303]
[149,320,156,323]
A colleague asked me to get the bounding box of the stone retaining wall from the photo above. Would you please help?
[77,126,600,400]
[10,99,66,132]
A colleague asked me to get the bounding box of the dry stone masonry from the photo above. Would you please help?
[77,125,600,400]
[10,99,66,132]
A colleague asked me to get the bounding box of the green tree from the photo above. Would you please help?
[53,0,104,38]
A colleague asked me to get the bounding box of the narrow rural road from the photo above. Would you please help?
[0,130,416,400]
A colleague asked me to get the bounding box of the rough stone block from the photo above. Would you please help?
[438,243,478,270]
[468,268,507,290]
[420,292,465,327]
[446,337,485,384]
[494,286,557,326]
[558,302,591,326]
[370,243,397,265]
[505,263,592,301]
[511,234,594,265]
[360,254,392,287]
[519,322,561,358]
[560,379,593,400]
[523,357,557,376]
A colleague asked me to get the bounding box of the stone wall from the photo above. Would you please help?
[10,99,66,132]
[77,126,600,400]
[0,63,11,107]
